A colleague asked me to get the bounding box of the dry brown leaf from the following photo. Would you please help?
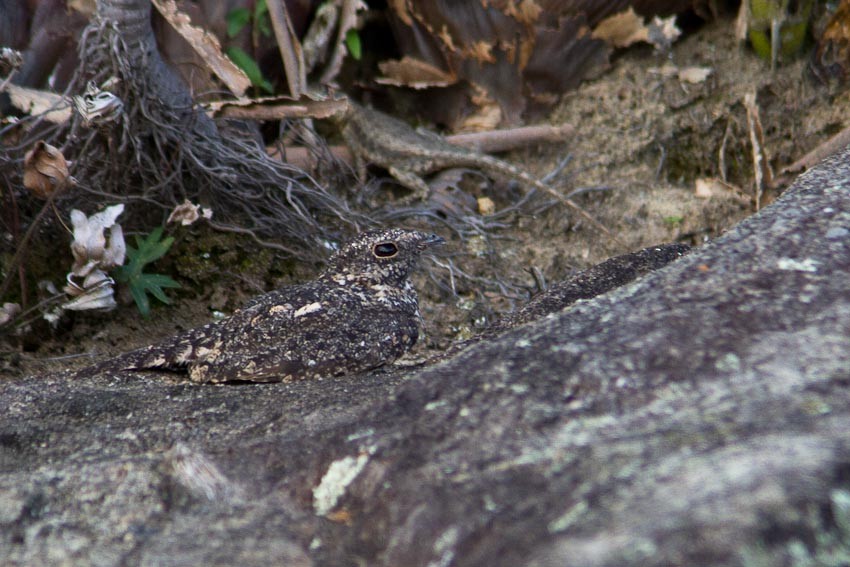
[266,0,306,97]
[167,200,213,226]
[467,40,497,64]
[694,177,748,202]
[477,196,496,215]
[388,0,414,27]
[461,94,503,131]
[68,0,96,16]
[326,508,353,524]
[151,0,251,97]
[504,0,543,26]
[3,84,72,124]
[204,95,348,120]
[376,56,457,89]
[815,0,850,75]
[592,7,648,48]
[23,141,73,199]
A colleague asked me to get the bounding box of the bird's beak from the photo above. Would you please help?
[419,233,445,249]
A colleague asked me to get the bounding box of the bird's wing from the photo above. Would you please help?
[188,304,420,383]
[113,284,321,374]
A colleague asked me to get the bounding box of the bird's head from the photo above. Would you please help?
[322,229,444,287]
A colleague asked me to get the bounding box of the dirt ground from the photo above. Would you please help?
[4,16,847,378]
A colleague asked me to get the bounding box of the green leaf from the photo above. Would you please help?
[137,274,180,305]
[344,29,362,60]
[226,46,274,94]
[111,226,180,318]
[255,0,271,37]
[129,283,151,318]
[226,7,251,38]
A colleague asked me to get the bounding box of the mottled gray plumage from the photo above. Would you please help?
[94,229,444,383]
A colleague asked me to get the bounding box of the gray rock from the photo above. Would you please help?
[2,145,850,566]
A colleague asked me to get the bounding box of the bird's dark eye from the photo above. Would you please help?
[373,242,399,258]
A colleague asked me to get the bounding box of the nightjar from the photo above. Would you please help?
[90,229,444,382]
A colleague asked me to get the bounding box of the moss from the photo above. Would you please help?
[168,226,296,289]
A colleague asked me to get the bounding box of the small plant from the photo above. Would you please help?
[113,227,181,317]
[663,215,684,228]
[344,28,362,60]
[225,0,274,93]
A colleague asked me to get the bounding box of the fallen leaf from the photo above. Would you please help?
[694,177,748,203]
[23,141,73,199]
[72,81,124,126]
[151,0,251,97]
[69,204,126,278]
[204,94,348,120]
[477,196,496,215]
[467,40,497,64]
[504,0,542,26]
[592,7,649,48]
[326,508,353,524]
[4,84,72,124]
[168,200,212,226]
[678,66,713,84]
[459,100,503,132]
[376,56,457,89]
[0,48,22,73]
[63,269,117,311]
[646,15,682,51]
[0,303,21,327]
[68,0,96,16]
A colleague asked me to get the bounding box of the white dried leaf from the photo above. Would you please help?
[678,66,712,84]
[63,270,117,311]
[70,204,125,277]
[43,308,62,327]
[38,280,59,295]
[167,200,202,226]
[73,81,124,126]
[103,222,126,268]
[0,303,21,327]
[647,15,681,51]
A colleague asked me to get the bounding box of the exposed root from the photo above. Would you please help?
[63,6,364,256]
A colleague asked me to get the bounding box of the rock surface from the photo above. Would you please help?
[2,144,850,566]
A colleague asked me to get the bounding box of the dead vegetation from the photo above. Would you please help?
[2,0,849,375]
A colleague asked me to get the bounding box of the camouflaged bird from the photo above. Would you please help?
[90,229,444,383]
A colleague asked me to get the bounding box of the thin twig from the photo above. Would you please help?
[270,124,576,170]
[266,0,306,97]
[319,0,361,85]
[0,195,55,302]
[207,220,305,254]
